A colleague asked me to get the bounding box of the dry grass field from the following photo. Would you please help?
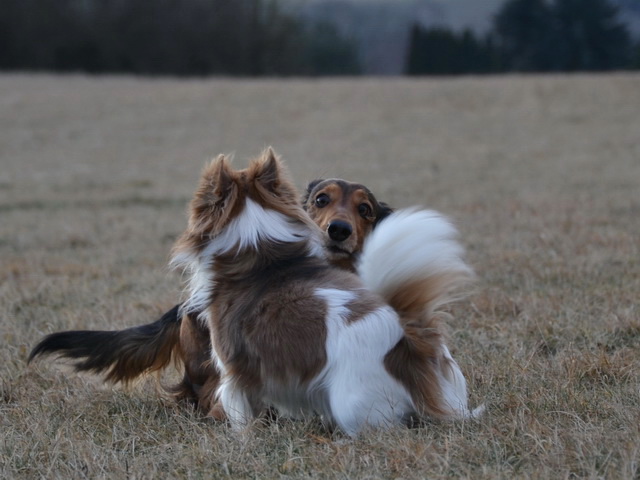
[1,73,639,479]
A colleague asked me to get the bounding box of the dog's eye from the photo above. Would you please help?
[358,203,372,218]
[315,194,330,208]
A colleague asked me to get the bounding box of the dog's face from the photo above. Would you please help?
[303,179,392,270]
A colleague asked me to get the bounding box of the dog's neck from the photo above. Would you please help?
[212,239,321,281]
[329,256,357,273]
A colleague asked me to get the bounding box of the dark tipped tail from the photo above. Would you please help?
[28,304,182,385]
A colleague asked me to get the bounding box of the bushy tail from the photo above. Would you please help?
[358,208,473,319]
[358,209,480,419]
[28,304,182,386]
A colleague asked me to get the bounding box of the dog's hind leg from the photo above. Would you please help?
[438,344,486,418]
[326,369,413,436]
[438,345,467,413]
[169,312,220,412]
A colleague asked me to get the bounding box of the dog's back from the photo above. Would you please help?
[209,249,413,429]
[209,255,415,433]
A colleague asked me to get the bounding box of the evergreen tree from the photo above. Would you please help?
[632,40,640,69]
[405,25,498,75]
[0,0,361,76]
[493,0,556,71]
[493,0,633,71]
[552,0,632,70]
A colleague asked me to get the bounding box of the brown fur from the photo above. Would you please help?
[302,179,392,272]
[174,150,465,429]
[174,150,333,417]
[28,305,182,386]
[28,168,397,417]
[169,150,322,414]
[168,312,220,414]
[382,280,450,418]
[173,175,395,414]
[174,151,314,260]
[29,149,467,426]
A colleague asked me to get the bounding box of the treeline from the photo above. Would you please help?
[1,0,638,76]
[0,0,360,76]
[407,0,640,75]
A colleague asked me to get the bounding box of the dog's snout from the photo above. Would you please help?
[328,220,352,242]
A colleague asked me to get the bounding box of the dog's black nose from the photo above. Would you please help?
[328,220,352,241]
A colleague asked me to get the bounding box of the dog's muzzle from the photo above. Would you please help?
[327,220,352,242]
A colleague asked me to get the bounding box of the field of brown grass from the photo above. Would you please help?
[1,73,639,479]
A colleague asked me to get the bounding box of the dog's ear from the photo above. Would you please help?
[374,201,394,227]
[302,179,324,209]
[252,147,300,206]
[185,154,238,236]
[254,147,282,193]
[198,154,233,204]
[212,154,234,200]
[190,155,236,227]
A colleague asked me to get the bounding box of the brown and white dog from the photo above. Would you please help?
[29,170,395,417]
[170,149,479,433]
[31,148,481,435]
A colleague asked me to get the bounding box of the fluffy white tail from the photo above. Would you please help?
[357,208,473,319]
[358,208,484,420]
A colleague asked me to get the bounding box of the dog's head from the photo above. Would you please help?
[173,148,321,262]
[302,178,393,270]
